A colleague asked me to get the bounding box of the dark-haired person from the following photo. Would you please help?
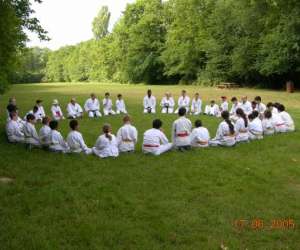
[143,89,156,114]
[6,111,25,143]
[172,107,192,150]
[235,108,249,143]
[116,94,127,114]
[278,104,295,132]
[219,96,229,113]
[103,92,116,116]
[191,93,202,115]
[39,116,52,147]
[6,97,17,120]
[251,101,257,112]
[240,96,252,115]
[49,120,69,153]
[161,92,175,114]
[24,106,41,122]
[262,110,275,135]
[93,124,119,158]
[24,113,40,147]
[248,113,263,140]
[229,97,241,121]
[142,119,172,155]
[36,99,46,120]
[67,98,83,119]
[67,120,92,154]
[117,115,138,153]
[84,93,102,118]
[190,120,210,148]
[209,111,236,147]
[175,90,190,114]
[204,100,219,116]
[254,96,266,115]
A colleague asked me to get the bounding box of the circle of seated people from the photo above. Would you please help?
[5,91,295,158]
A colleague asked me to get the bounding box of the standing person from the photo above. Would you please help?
[175,90,190,113]
[116,94,127,114]
[190,120,210,148]
[36,99,46,120]
[248,111,263,140]
[255,96,266,115]
[234,108,249,143]
[240,96,252,115]
[6,111,25,143]
[160,92,175,114]
[84,93,102,118]
[278,104,295,132]
[219,96,229,113]
[67,98,83,119]
[230,97,241,121]
[142,119,173,156]
[67,120,92,154]
[23,113,40,147]
[209,111,236,147]
[143,89,156,114]
[172,107,192,151]
[39,116,52,147]
[191,93,202,115]
[117,115,138,153]
[93,124,119,158]
[51,99,65,121]
[49,120,70,153]
[103,92,116,116]
[262,110,275,135]
[204,100,220,116]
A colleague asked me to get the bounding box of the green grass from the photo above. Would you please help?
[0,82,300,250]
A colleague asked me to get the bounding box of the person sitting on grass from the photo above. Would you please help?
[116,94,127,114]
[84,93,102,118]
[254,96,266,115]
[6,111,25,143]
[25,105,41,122]
[209,111,236,147]
[229,97,241,122]
[219,96,229,113]
[190,93,202,115]
[142,119,173,156]
[204,100,220,116]
[262,110,275,136]
[234,108,249,143]
[24,113,40,147]
[278,104,295,132]
[143,89,156,114]
[67,98,83,119]
[36,99,46,120]
[51,99,65,121]
[39,116,52,147]
[172,107,192,151]
[190,120,210,148]
[175,90,190,114]
[103,92,116,116]
[160,92,175,114]
[117,115,138,153]
[93,124,119,158]
[67,120,92,154]
[248,111,263,140]
[49,120,70,153]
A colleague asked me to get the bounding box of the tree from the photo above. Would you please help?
[92,6,111,40]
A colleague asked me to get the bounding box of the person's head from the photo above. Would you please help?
[210,100,215,105]
[264,110,272,119]
[195,119,202,128]
[221,110,230,120]
[53,99,59,106]
[117,94,122,100]
[71,98,76,105]
[7,104,17,113]
[33,105,39,113]
[195,93,199,99]
[69,119,79,131]
[241,96,248,103]
[165,92,170,98]
[49,120,59,130]
[123,115,131,124]
[254,96,262,103]
[221,96,227,102]
[105,92,110,98]
[221,111,235,135]
[102,123,112,140]
[178,107,187,116]
[182,90,186,97]
[252,110,259,118]
[147,89,152,97]
[9,111,18,121]
[251,101,257,110]
[42,116,51,125]
[277,104,285,112]
[91,93,96,100]
[36,99,43,106]
[152,119,163,129]
[231,97,238,104]
[266,102,273,109]
[274,102,280,109]
[26,113,36,123]
[9,97,16,105]
[248,113,254,121]
[236,108,248,127]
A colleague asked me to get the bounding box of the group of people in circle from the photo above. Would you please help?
[5,89,295,158]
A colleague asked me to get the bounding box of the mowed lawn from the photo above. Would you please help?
[0,83,300,250]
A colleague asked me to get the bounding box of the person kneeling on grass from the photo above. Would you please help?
[248,111,263,140]
[117,115,138,153]
[93,124,119,158]
[67,120,92,154]
[190,120,210,148]
[39,116,52,147]
[103,92,116,116]
[6,111,25,143]
[143,119,173,156]
[210,111,236,147]
[49,120,70,153]
[278,104,295,132]
[116,94,127,114]
[24,113,40,147]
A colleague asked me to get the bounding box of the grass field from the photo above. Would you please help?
[1,83,300,250]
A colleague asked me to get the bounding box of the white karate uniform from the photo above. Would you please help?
[93,134,119,158]
[24,110,40,121]
[23,122,40,146]
[210,121,236,147]
[36,106,46,119]
[49,130,70,153]
[39,125,51,146]
[84,98,102,117]
[103,98,116,115]
[117,124,138,152]
[279,111,295,132]
[67,103,83,118]
[191,98,202,115]
[204,104,220,116]
[220,101,229,112]
[262,118,275,135]
[142,128,173,156]
[116,99,127,114]
[248,118,263,140]
[235,118,249,142]
[6,120,25,143]
[172,117,192,147]
[160,97,175,114]
[272,107,279,115]
[271,113,287,133]
[51,105,64,121]
[256,103,266,115]
[190,127,210,148]
[143,95,156,113]
[175,96,190,113]
[240,101,252,115]
[67,131,92,154]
